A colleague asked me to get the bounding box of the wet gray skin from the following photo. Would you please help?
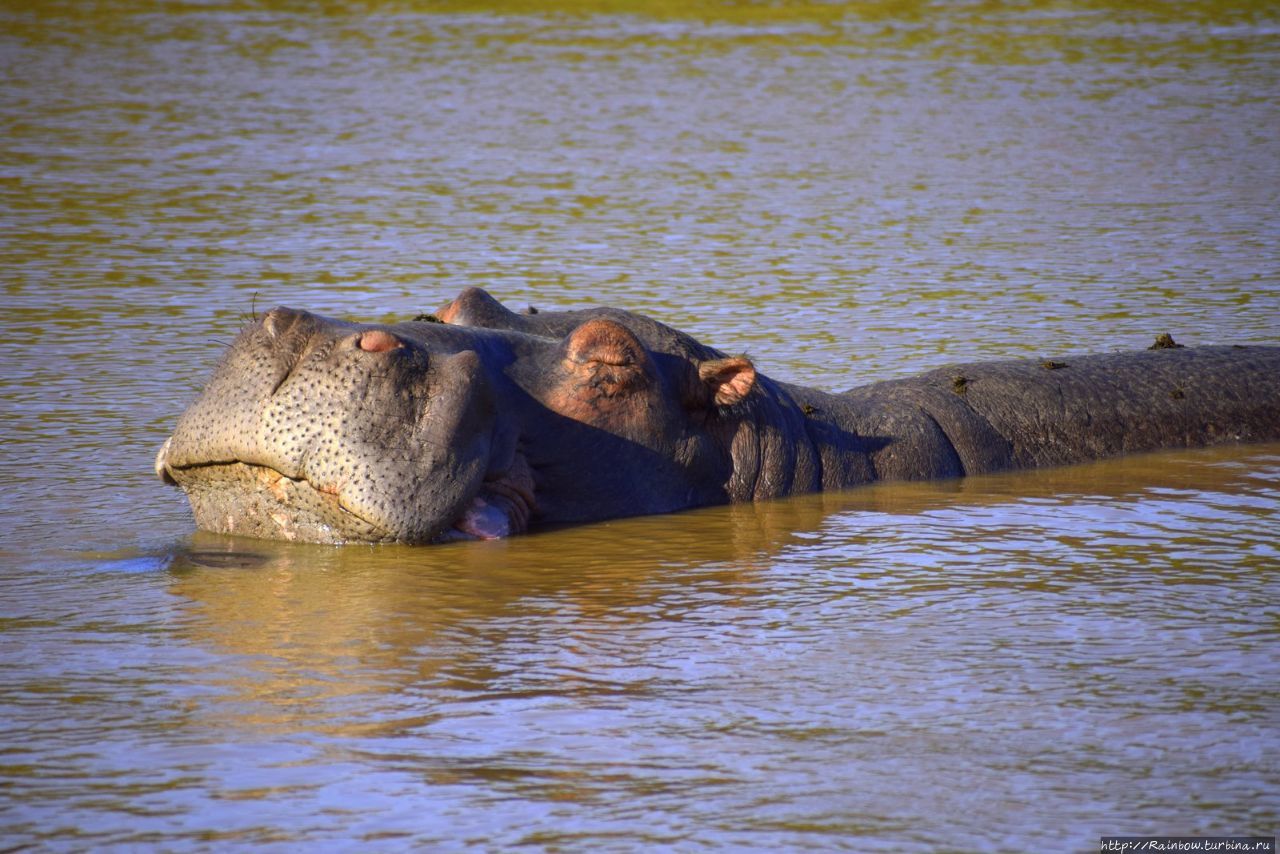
[157,287,1280,544]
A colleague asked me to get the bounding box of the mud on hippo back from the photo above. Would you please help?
[157,288,1280,544]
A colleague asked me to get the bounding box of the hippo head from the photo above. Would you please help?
[157,289,818,544]
[155,307,517,543]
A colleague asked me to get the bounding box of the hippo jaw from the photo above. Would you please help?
[156,451,532,545]
[156,308,527,545]
[155,451,402,543]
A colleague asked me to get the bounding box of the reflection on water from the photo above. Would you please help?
[1,1,1278,849]
[6,447,1276,848]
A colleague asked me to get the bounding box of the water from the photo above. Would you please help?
[2,2,1278,849]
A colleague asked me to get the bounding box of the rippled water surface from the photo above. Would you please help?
[2,1,1278,849]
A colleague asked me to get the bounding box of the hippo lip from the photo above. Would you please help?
[155,437,177,485]
[156,438,396,541]
[163,457,399,541]
[445,471,536,542]
[156,439,530,544]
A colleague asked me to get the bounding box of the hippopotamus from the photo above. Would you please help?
[155,287,1280,544]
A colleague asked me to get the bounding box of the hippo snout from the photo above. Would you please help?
[154,305,520,543]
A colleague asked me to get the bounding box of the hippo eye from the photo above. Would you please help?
[588,364,647,398]
[563,319,653,379]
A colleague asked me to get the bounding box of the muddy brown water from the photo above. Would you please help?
[2,2,1278,849]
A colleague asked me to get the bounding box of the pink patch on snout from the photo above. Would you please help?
[455,498,511,540]
[358,329,402,353]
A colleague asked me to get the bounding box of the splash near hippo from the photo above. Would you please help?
[156,288,1280,544]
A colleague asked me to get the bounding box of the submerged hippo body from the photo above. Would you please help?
[157,288,1280,544]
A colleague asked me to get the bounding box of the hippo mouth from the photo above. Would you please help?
[155,440,535,545]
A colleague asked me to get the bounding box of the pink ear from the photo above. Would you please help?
[698,357,756,406]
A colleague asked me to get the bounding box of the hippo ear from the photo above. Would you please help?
[698,357,756,406]
[437,287,517,328]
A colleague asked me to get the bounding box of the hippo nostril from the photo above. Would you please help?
[358,329,402,353]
